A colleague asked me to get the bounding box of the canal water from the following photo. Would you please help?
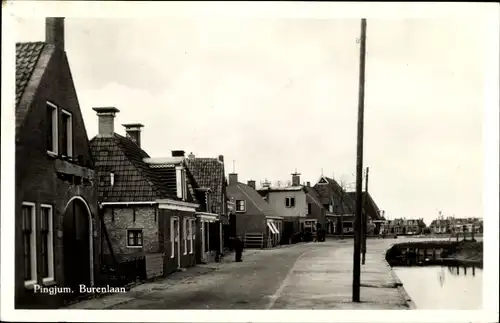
[394,265,482,309]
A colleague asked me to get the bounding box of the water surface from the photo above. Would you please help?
[394,265,482,310]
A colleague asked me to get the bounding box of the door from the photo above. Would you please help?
[171,217,180,269]
[200,220,206,262]
[63,199,91,293]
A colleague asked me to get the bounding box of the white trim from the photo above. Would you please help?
[126,229,143,248]
[61,109,73,157]
[101,201,157,206]
[175,166,183,199]
[195,212,218,222]
[188,219,194,254]
[143,157,185,164]
[235,199,246,213]
[64,196,94,286]
[46,101,58,155]
[21,202,37,287]
[158,199,199,212]
[183,218,188,255]
[40,204,54,283]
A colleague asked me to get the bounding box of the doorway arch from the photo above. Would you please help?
[63,196,94,289]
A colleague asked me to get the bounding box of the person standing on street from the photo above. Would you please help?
[235,236,243,262]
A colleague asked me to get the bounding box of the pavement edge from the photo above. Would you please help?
[384,243,417,310]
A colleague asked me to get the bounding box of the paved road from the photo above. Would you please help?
[69,239,412,310]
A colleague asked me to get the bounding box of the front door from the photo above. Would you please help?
[63,199,91,293]
[171,217,180,269]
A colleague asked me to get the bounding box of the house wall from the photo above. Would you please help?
[266,191,307,219]
[306,195,326,229]
[15,47,99,309]
[227,185,267,238]
[158,209,197,275]
[235,213,266,237]
[101,206,159,260]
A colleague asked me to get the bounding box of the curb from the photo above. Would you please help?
[381,248,417,310]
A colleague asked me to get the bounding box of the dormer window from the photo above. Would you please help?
[46,102,58,155]
[176,166,187,200]
[110,172,115,186]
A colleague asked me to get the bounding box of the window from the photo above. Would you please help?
[22,202,37,286]
[236,200,246,212]
[307,203,312,215]
[170,217,179,258]
[329,204,333,213]
[183,218,188,255]
[61,109,73,157]
[40,205,54,283]
[285,197,295,208]
[188,219,194,254]
[46,102,58,154]
[176,167,188,200]
[127,229,143,247]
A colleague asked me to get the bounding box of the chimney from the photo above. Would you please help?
[291,171,301,186]
[306,181,311,187]
[93,107,120,137]
[218,155,224,163]
[46,17,65,50]
[171,150,185,157]
[122,123,144,148]
[188,152,195,159]
[247,180,256,190]
[261,179,271,189]
[228,173,238,186]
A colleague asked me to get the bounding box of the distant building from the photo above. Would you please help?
[227,174,283,248]
[429,217,482,234]
[386,218,426,235]
[257,172,314,243]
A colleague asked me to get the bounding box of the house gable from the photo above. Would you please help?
[185,158,225,214]
[16,43,95,169]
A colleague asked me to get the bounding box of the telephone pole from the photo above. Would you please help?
[362,166,369,265]
[352,18,367,303]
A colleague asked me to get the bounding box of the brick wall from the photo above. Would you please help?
[101,205,159,259]
[145,253,164,279]
[236,213,266,237]
[15,47,99,309]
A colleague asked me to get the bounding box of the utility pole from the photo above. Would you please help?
[362,166,369,265]
[352,18,367,303]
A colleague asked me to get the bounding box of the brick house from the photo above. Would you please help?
[89,109,199,278]
[184,153,227,263]
[227,173,283,248]
[313,176,355,236]
[145,151,225,265]
[15,18,100,309]
[345,191,384,234]
[304,182,327,235]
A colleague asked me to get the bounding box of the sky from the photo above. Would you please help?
[12,14,492,224]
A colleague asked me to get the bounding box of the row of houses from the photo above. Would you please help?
[14,18,387,309]
[428,217,483,234]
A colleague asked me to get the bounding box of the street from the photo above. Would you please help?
[69,239,410,310]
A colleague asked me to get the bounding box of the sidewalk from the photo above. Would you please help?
[64,249,264,309]
[268,240,415,309]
